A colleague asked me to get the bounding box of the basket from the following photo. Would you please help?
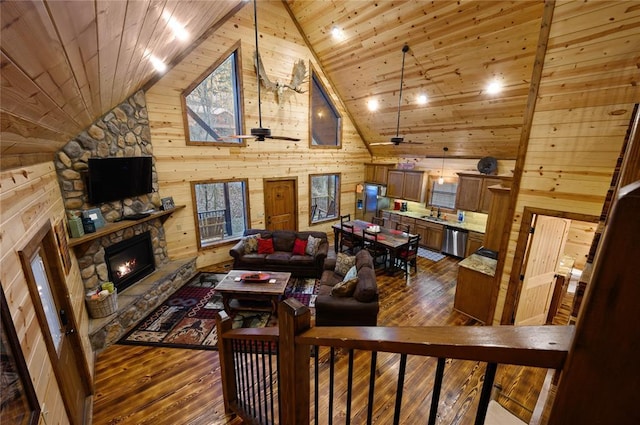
[86,289,118,318]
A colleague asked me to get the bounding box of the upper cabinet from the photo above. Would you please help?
[364,164,394,185]
[387,170,427,202]
[455,173,512,213]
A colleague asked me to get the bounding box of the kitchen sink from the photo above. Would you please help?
[421,216,446,222]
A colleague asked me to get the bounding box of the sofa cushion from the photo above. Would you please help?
[244,234,260,254]
[273,231,296,252]
[334,253,356,276]
[306,235,322,256]
[356,249,374,271]
[353,266,377,302]
[265,252,292,264]
[292,238,307,255]
[343,265,358,281]
[331,277,359,297]
[239,253,267,264]
[258,238,275,254]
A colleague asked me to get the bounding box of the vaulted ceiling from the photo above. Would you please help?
[1,1,637,167]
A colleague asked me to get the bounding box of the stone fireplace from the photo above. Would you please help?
[105,231,155,292]
[53,91,198,351]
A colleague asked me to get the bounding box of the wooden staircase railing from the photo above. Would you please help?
[216,302,573,425]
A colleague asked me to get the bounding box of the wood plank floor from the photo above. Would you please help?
[92,254,572,425]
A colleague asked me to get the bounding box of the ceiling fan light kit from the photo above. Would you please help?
[223,0,300,143]
[370,43,423,147]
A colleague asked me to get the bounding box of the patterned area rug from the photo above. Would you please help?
[417,247,447,262]
[118,273,318,351]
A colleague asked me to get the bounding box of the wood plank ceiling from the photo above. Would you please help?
[1,1,636,165]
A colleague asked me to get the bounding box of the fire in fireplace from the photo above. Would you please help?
[105,232,155,292]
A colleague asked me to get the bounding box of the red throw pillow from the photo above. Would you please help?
[292,238,308,255]
[257,238,275,254]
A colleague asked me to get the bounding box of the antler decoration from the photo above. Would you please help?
[255,51,307,104]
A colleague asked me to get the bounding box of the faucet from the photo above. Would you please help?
[437,208,441,218]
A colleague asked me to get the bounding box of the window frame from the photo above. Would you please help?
[428,177,458,210]
[309,173,341,225]
[191,178,251,249]
[309,66,342,149]
[181,41,245,146]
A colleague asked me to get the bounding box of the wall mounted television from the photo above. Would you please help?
[87,156,153,204]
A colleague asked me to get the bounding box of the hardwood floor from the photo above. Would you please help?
[92,254,567,425]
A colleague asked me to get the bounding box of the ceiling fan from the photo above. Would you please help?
[224,0,300,142]
[370,44,424,147]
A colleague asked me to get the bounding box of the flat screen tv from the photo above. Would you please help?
[87,157,153,204]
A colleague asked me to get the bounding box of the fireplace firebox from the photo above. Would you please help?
[105,232,155,292]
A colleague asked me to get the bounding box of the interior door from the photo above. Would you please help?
[19,222,91,425]
[264,179,297,231]
[515,215,570,325]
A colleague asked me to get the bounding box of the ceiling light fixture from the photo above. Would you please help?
[486,80,502,95]
[162,11,189,41]
[438,147,448,185]
[331,26,344,40]
[417,94,428,105]
[367,99,379,111]
[148,54,167,73]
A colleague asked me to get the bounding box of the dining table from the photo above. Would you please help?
[331,220,413,272]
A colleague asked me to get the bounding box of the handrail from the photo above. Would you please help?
[216,300,573,425]
[296,325,573,369]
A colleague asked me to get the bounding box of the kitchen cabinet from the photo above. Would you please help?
[454,263,495,324]
[414,219,443,251]
[386,170,427,202]
[455,173,512,213]
[483,185,511,251]
[400,216,416,233]
[465,231,485,257]
[365,163,394,185]
[455,174,483,211]
[389,212,402,230]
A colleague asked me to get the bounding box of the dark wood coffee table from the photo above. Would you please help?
[215,270,291,315]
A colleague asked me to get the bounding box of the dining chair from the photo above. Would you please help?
[363,229,388,268]
[340,223,361,254]
[340,214,351,224]
[394,234,420,279]
[371,216,384,226]
[395,222,410,233]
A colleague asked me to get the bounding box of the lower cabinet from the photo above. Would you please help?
[465,231,484,257]
[415,220,443,251]
[454,265,495,324]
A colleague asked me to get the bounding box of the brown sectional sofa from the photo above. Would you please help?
[315,250,379,326]
[229,229,329,278]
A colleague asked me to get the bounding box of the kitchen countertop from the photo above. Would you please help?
[458,253,497,277]
[382,209,486,234]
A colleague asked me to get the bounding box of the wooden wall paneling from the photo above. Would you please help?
[146,1,371,268]
[563,220,596,270]
[95,0,128,111]
[494,0,639,324]
[1,162,89,425]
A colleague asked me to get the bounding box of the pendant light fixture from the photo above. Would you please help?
[438,147,448,184]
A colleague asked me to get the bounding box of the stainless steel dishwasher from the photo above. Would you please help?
[441,226,468,257]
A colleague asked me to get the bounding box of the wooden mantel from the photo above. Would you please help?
[68,205,185,249]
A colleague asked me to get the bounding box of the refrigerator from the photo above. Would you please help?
[355,183,390,221]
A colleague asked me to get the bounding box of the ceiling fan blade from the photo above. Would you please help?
[267,135,301,141]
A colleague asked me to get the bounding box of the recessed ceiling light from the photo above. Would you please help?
[417,94,428,105]
[486,80,502,95]
[149,55,167,73]
[331,26,345,40]
[162,11,189,41]
[367,99,379,111]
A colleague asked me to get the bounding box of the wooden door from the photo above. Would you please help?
[514,215,570,325]
[19,222,91,425]
[264,179,297,231]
